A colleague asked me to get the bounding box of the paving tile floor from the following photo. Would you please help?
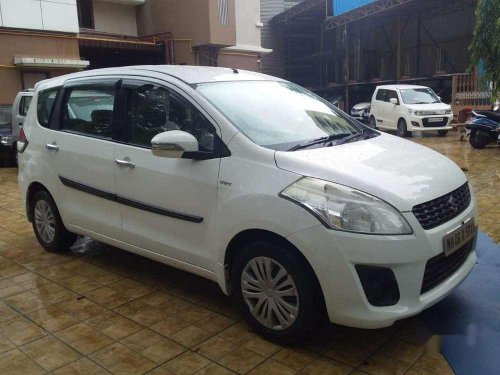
[0,132,497,374]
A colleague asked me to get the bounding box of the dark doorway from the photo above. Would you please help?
[79,46,165,70]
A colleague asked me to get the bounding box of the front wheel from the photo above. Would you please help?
[397,119,411,138]
[231,241,322,343]
[469,129,490,149]
[369,116,377,129]
[438,130,448,137]
[30,191,77,252]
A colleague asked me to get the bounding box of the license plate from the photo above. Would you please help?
[443,219,475,257]
[428,117,443,123]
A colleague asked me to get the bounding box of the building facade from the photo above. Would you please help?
[260,0,304,77]
[219,0,271,72]
[136,0,270,70]
[0,0,270,105]
[0,0,85,104]
[272,0,480,112]
[77,0,165,70]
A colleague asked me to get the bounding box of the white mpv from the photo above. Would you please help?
[18,66,477,341]
[369,85,454,137]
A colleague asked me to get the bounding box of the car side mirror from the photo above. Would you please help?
[389,98,398,105]
[151,130,199,159]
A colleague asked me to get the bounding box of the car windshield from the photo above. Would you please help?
[400,88,440,104]
[196,81,367,151]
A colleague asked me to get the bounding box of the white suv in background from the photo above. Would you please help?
[18,67,476,342]
[0,90,33,162]
[369,85,453,137]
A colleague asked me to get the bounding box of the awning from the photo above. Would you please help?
[222,45,273,55]
[14,57,90,69]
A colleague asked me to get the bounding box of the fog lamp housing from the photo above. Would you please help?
[355,265,400,306]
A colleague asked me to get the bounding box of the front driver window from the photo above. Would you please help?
[386,90,399,104]
[127,84,215,152]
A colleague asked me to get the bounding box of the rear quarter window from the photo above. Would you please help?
[19,96,33,116]
[37,88,60,128]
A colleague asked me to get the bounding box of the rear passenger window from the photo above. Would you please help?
[61,86,115,139]
[37,89,59,128]
[19,96,32,116]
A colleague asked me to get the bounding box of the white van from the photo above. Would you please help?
[369,85,453,137]
[18,66,476,341]
[0,90,33,161]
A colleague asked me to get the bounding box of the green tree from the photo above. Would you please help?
[469,0,500,101]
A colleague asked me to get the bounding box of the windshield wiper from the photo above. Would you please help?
[287,133,357,151]
[335,129,370,145]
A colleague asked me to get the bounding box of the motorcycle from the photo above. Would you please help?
[466,106,500,149]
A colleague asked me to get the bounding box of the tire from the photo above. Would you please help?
[397,119,410,138]
[438,130,448,137]
[369,116,377,129]
[231,240,322,343]
[30,191,77,252]
[469,129,489,149]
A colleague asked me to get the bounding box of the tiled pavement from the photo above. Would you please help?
[0,134,497,375]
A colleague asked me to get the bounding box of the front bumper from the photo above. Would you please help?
[287,196,477,329]
[408,115,453,131]
[351,110,368,120]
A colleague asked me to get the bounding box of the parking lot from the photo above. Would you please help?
[0,133,498,375]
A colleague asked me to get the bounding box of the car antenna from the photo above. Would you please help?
[232,68,239,74]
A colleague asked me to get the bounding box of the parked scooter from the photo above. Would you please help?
[466,106,500,149]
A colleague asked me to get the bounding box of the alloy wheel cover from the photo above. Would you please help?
[34,200,56,243]
[241,256,300,330]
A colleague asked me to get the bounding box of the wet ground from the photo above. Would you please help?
[0,132,497,374]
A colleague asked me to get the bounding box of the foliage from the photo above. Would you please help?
[469,0,500,101]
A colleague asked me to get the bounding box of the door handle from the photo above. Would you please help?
[45,143,59,152]
[115,159,135,169]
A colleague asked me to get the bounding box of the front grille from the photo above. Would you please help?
[412,183,471,230]
[422,118,448,127]
[421,239,473,294]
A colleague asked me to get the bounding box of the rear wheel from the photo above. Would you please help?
[438,130,448,137]
[469,129,489,149]
[231,240,322,343]
[30,191,77,252]
[397,119,410,137]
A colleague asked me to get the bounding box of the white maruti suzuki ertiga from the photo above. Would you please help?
[18,66,477,342]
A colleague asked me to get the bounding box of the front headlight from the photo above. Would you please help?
[408,109,422,116]
[280,177,412,235]
[445,109,452,115]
